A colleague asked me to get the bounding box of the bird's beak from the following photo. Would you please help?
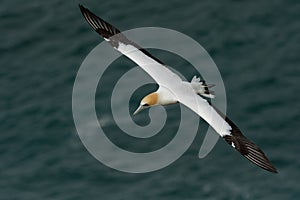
[133,105,144,115]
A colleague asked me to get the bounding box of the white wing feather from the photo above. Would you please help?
[114,42,182,86]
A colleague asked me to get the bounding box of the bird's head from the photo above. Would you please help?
[133,92,159,115]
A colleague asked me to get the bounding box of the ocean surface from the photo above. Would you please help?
[1,0,300,199]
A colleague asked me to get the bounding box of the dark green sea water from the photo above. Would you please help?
[1,0,300,199]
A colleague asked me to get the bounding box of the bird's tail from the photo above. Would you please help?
[191,76,215,98]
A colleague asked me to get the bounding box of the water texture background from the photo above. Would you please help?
[1,0,299,199]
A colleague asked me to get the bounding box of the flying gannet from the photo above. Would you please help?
[79,5,277,173]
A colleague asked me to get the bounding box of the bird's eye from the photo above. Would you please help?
[143,103,149,107]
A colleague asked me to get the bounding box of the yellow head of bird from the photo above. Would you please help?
[133,92,158,115]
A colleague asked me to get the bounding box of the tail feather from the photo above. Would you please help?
[191,76,215,98]
[203,84,215,88]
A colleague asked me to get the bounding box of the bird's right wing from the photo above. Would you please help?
[79,5,181,86]
[175,85,277,173]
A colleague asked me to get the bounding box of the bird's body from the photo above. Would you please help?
[79,5,277,173]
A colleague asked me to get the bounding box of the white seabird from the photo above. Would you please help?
[79,5,277,173]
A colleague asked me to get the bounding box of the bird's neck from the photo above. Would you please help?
[156,87,178,105]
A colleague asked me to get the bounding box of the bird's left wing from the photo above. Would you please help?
[79,5,181,86]
[175,85,277,173]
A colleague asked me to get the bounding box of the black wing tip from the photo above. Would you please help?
[245,152,278,174]
[79,4,88,15]
[216,110,278,174]
[223,134,278,174]
[268,165,278,173]
[78,4,92,18]
[79,4,121,39]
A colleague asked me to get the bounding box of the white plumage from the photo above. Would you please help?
[79,5,277,173]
